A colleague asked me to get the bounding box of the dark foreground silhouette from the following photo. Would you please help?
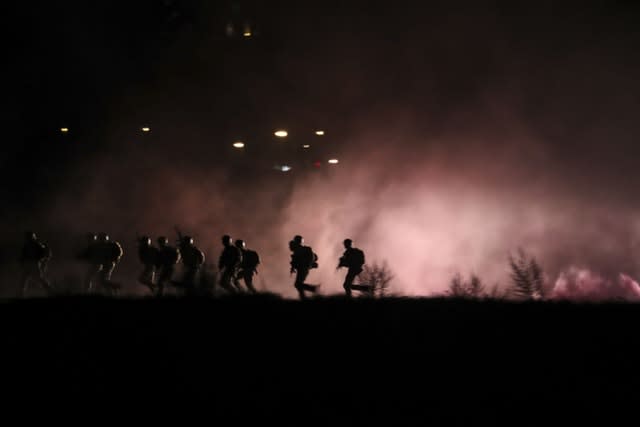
[1,294,637,421]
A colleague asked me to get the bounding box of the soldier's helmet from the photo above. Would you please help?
[222,235,232,245]
[182,236,194,246]
[235,239,245,249]
[139,235,151,246]
[344,239,353,248]
[157,236,169,246]
[97,232,110,242]
[293,235,303,245]
[24,231,37,241]
[86,232,97,243]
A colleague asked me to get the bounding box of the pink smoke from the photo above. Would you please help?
[550,267,640,302]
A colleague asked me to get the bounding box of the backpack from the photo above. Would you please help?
[352,248,365,268]
[299,246,318,269]
[243,250,260,269]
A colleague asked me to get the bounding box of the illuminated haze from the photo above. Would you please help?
[3,2,640,298]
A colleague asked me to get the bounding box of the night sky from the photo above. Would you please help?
[3,1,640,298]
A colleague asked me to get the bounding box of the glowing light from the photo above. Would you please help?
[60,127,69,133]
[315,130,325,136]
[243,23,252,37]
[233,141,245,148]
[274,130,288,138]
[313,161,322,168]
[273,164,292,172]
[328,159,339,164]
[142,127,151,132]
[303,144,311,149]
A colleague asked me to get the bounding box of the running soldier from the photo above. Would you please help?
[177,234,205,296]
[233,239,260,294]
[137,235,159,294]
[19,231,52,297]
[155,236,180,297]
[218,235,242,293]
[337,238,370,297]
[95,232,124,295]
[289,235,319,299]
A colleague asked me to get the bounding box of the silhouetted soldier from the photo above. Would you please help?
[289,235,319,299]
[95,232,124,295]
[19,231,52,297]
[137,235,159,294]
[219,235,242,293]
[337,238,370,297]
[156,236,180,297]
[233,239,260,294]
[177,235,205,296]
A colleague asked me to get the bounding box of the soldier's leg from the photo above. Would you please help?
[294,270,305,299]
[19,266,32,298]
[156,266,168,296]
[232,270,243,292]
[139,264,156,293]
[295,269,314,299]
[85,265,101,293]
[350,269,372,295]
[301,270,318,293]
[220,270,236,294]
[343,270,357,297]
[101,262,117,295]
[37,260,52,292]
[244,271,257,294]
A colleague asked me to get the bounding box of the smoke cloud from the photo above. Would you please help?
[4,2,640,300]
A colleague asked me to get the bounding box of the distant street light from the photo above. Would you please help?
[274,130,288,138]
[243,23,252,37]
[274,164,292,172]
[328,159,339,164]
[233,141,245,148]
[302,144,311,149]
[315,130,325,136]
[60,127,69,133]
[141,127,151,132]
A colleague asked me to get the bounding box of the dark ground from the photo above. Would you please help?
[2,294,639,422]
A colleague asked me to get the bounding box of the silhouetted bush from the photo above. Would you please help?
[509,248,545,300]
[448,273,485,298]
[487,283,509,299]
[360,261,394,297]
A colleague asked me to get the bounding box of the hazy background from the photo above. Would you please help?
[3,1,640,298]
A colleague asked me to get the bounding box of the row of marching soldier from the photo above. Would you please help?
[18,231,370,299]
